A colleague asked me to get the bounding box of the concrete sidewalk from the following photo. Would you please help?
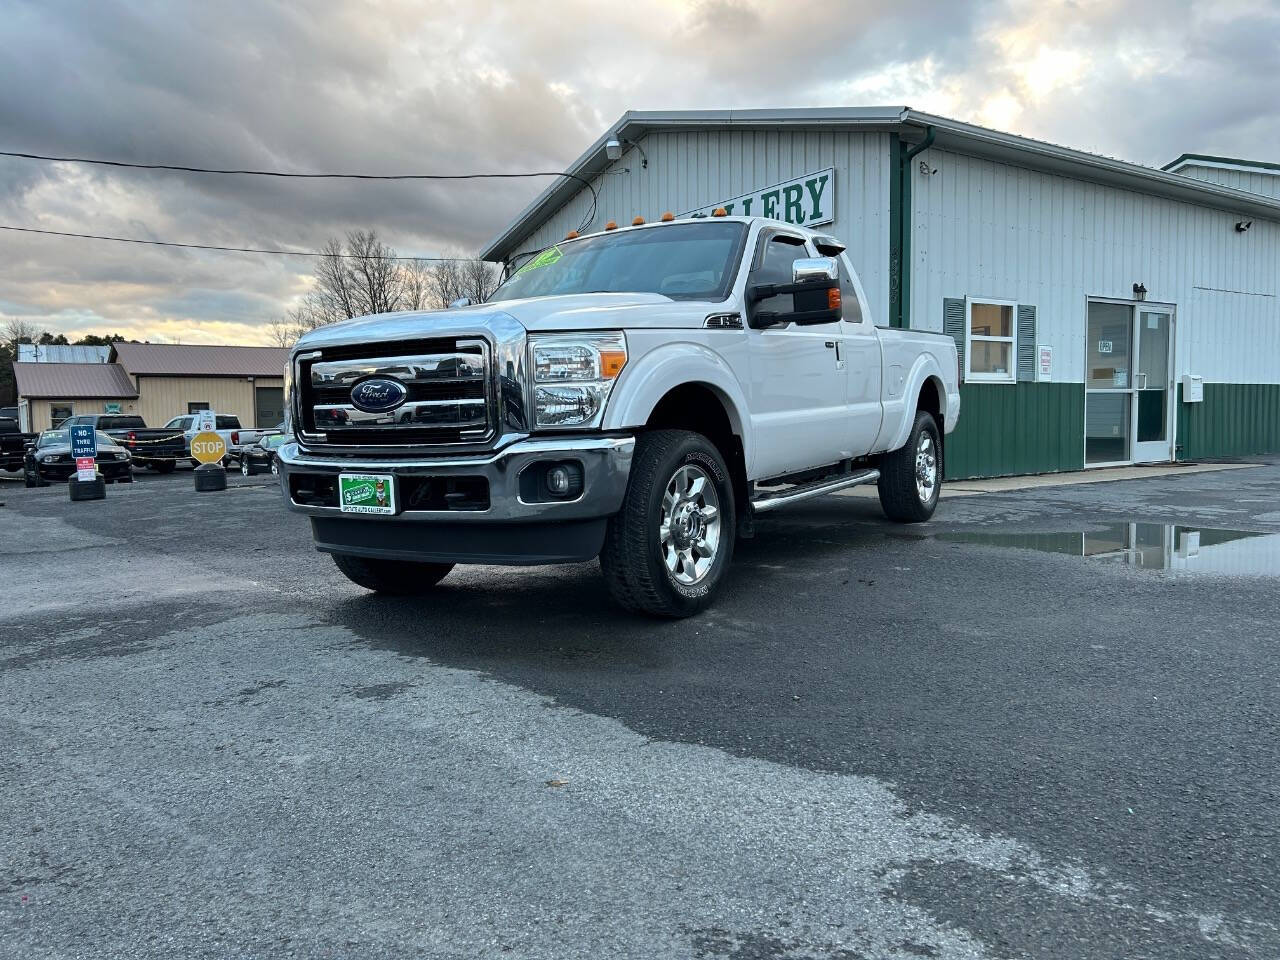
[837,460,1260,499]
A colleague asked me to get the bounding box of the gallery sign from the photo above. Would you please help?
[684,168,835,228]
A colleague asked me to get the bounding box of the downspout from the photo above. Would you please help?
[892,126,935,329]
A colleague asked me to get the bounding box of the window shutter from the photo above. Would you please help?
[1016,304,1037,382]
[943,297,965,382]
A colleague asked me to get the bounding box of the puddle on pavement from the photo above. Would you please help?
[937,523,1280,576]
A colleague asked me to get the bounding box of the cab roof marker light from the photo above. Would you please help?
[632,216,645,226]
[565,230,579,239]
[605,220,618,231]
[711,207,728,217]
[660,211,675,222]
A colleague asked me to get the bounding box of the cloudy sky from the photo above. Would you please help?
[2,0,1277,345]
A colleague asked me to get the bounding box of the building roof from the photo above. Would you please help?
[111,342,289,377]
[16,344,112,363]
[1162,153,1280,175]
[482,106,1280,261]
[13,362,138,399]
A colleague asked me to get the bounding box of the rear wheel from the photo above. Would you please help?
[241,459,253,477]
[154,460,175,474]
[600,429,735,618]
[332,553,454,595]
[877,412,942,523]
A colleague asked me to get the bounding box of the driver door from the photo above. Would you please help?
[745,230,849,478]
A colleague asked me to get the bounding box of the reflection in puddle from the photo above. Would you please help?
[937,523,1280,576]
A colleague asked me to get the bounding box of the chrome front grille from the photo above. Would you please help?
[298,338,494,448]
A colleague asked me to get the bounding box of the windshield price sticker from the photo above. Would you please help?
[516,245,563,275]
[339,473,396,515]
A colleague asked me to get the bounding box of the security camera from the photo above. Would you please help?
[605,139,623,161]
[1235,220,1253,232]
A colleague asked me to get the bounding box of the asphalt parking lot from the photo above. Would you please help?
[2,462,1278,959]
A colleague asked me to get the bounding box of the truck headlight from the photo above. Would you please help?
[529,334,627,429]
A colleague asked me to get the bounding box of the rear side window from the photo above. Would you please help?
[837,255,867,326]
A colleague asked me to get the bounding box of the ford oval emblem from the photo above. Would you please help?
[350,377,408,414]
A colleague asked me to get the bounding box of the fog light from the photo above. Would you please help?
[547,465,572,495]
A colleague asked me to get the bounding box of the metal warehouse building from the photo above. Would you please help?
[482,108,1280,479]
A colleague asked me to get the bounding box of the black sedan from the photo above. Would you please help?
[231,433,289,477]
[24,429,134,487]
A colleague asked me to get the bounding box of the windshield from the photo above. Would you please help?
[489,221,747,303]
[38,430,119,448]
[98,416,146,429]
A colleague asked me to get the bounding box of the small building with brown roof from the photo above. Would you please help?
[13,362,140,432]
[13,342,289,432]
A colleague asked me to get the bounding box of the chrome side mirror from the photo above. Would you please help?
[792,257,839,284]
[449,297,473,309]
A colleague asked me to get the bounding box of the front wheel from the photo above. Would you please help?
[241,459,253,477]
[600,430,736,618]
[877,412,942,523]
[332,553,454,595]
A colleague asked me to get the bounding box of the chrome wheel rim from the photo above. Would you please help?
[915,432,938,503]
[241,460,250,476]
[659,464,721,586]
[270,460,278,476]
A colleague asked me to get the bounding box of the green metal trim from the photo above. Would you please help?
[944,382,1085,480]
[1161,152,1280,174]
[888,136,903,329]
[1176,383,1280,459]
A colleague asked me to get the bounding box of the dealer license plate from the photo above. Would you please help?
[338,473,396,515]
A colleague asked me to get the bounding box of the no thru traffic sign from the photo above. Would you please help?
[190,431,226,464]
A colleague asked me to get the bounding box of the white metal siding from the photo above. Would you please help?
[506,129,893,328]
[910,147,1280,384]
[1176,164,1280,200]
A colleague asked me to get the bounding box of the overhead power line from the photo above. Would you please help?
[0,224,473,261]
[0,148,599,232]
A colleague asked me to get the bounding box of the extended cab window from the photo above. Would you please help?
[216,416,241,429]
[749,233,812,320]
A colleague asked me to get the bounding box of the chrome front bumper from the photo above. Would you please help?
[277,435,634,523]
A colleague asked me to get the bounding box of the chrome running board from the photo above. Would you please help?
[751,468,880,513]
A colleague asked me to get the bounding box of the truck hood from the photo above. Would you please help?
[293,293,721,352]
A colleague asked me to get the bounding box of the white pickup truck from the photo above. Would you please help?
[279,215,960,617]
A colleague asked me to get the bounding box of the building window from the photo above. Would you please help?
[966,298,1017,383]
[50,403,74,427]
[187,401,211,414]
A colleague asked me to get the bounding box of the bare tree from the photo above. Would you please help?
[267,316,306,348]
[428,259,466,309]
[461,258,500,303]
[4,317,38,348]
[282,233,500,336]
[400,259,433,311]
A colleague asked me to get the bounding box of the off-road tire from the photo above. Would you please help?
[878,411,942,523]
[600,429,736,618]
[332,553,454,595]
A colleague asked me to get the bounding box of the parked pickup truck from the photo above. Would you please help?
[62,414,186,472]
[161,414,281,464]
[279,215,960,617]
[0,417,36,472]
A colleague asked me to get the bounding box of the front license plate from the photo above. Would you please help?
[339,473,396,515]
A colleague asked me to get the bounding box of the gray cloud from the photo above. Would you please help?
[0,0,1277,343]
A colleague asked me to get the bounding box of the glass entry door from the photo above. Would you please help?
[1132,310,1174,462]
[1085,302,1175,466]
